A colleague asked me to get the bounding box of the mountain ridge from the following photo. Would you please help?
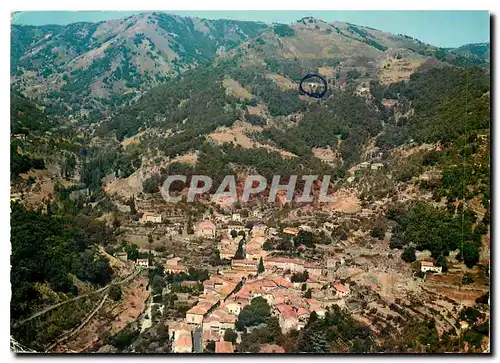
[11,13,489,123]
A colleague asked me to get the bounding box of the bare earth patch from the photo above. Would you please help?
[379,58,425,85]
[318,66,335,77]
[208,121,296,158]
[167,151,198,166]
[108,275,149,333]
[104,170,142,199]
[121,133,143,147]
[222,78,254,100]
[312,147,340,167]
[321,188,361,214]
[247,103,268,116]
[58,274,149,352]
[264,73,297,91]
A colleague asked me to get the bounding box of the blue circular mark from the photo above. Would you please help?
[299,73,328,99]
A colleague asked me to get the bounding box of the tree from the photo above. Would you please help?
[401,246,416,263]
[236,296,271,330]
[462,272,474,285]
[111,326,139,350]
[267,316,284,345]
[263,240,274,251]
[127,196,137,215]
[458,241,480,268]
[74,250,113,286]
[157,322,172,350]
[273,24,295,37]
[291,271,309,283]
[187,217,194,235]
[234,240,245,260]
[124,243,139,261]
[304,288,312,299]
[224,329,238,344]
[296,230,315,248]
[389,235,405,249]
[371,225,386,239]
[143,175,160,193]
[460,307,482,324]
[435,254,448,272]
[206,340,216,352]
[109,284,122,301]
[258,257,265,273]
[475,291,489,304]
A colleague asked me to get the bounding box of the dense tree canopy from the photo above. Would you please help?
[11,203,114,320]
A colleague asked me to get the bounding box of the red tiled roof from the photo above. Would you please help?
[306,298,319,305]
[165,264,186,271]
[283,227,299,235]
[296,307,310,317]
[266,257,303,265]
[197,220,216,230]
[175,333,192,349]
[268,275,294,288]
[260,344,285,353]
[186,302,212,315]
[334,283,350,293]
[202,329,221,342]
[275,303,292,314]
[215,341,234,353]
[282,308,297,319]
[234,286,250,298]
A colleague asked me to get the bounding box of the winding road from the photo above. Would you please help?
[14,267,143,328]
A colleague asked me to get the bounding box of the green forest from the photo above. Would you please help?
[11,203,114,321]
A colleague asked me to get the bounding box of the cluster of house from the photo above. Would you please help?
[169,266,351,353]
[167,221,351,353]
[193,208,268,240]
[134,211,354,353]
[167,256,444,353]
[113,251,149,267]
[164,256,186,274]
[163,254,444,353]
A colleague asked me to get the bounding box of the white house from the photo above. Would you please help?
[227,224,246,234]
[136,258,149,267]
[196,220,216,239]
[224,302,242,316]
[420,261,442,274]
[140,212,162,224]
[186,303,211,325]
[371,163,384,170]
[333,282,350,298]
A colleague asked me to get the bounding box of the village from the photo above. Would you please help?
[105,189,479,354]
[10,153,489,354]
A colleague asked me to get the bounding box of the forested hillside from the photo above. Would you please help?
[11,13,266,119]
[11,203,114,321]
